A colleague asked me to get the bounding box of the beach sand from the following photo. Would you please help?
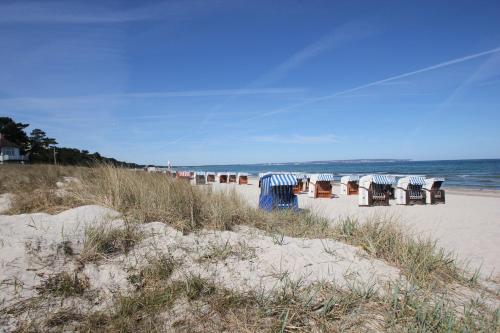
[213,177,500,278]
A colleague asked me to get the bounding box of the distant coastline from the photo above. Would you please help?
[170,159,500,190]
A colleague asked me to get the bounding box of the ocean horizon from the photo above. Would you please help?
[177,159,500,190]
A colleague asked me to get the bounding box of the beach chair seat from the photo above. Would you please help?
[308,174,334,198]
[372,185,386,199]
[409,186,423,200]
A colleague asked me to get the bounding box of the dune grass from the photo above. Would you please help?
[36,272,89,298]
[63,275,499,333]
[72,165,251,233]
[81,222,143,263]
[0,164,86,214]
[333,217,469,287]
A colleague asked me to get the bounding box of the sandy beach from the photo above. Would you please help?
[213,177,500,278]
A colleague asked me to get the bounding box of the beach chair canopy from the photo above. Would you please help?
[360,174,396,186]
[260,173,297,190]
[194,172,205,176]
[228,172,237,176]
[310,174,335,184]
[217,172,228,177]
[424,177,445,190]
[403,176,426,185]
[293,173,307,180]
[270,174,297,186]
[205,172,216,176]
[397,176,426,189]
[340,175,360,184]
[237,172,249,177]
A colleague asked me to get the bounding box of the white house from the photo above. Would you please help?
[0,134,27,164]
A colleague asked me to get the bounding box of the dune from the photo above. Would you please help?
[0,205,401,308]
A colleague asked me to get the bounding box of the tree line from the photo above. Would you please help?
[0,117,141,168]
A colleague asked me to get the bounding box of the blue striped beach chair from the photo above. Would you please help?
[258,173,298,211]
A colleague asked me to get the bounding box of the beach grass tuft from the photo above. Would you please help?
[81,223,143,263]
[36,272,89,298]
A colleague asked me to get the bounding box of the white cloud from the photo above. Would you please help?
[249,134,338,144]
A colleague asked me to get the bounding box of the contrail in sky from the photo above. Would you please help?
[247,46,500,120]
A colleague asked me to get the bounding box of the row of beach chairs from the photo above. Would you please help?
[174,171,249,185]
[257,173,445,211]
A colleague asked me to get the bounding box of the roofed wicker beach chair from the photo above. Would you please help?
[293,173,307,194]
[358,174,396,206]
[308,174,335,198]
[259,173,298,211]
[217,172,228,183]
[340,175,360,195]
[205,172,216,183]
[423,177,445,204]
[237,172,249,185]
[192,172,206,185]
[228,172,237,183]
[395,176,426,205]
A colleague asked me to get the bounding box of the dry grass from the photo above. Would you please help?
[36,271,89,298]
[0,164,86,214]
[72,165,251,233]
[63,276,499,332]
[333,217,467,287]
[197,240,256,263]
[81,223,143,263]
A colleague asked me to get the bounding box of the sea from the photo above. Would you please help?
[180,159,500,190]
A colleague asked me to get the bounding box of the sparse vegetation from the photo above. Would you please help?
[81,223,143,263]
[333,217,480,288]
[36,272,88,298]
[128,253,177,290]
[71,276,499,333]
[198,239,256,262]
[57,240,74,256]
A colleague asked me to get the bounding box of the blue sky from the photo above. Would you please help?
[1,0,500,165]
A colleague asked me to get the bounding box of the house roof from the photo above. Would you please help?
[0,134,20,148]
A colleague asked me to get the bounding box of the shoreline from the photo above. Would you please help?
[444,186,500,197]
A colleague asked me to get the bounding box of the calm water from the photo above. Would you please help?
[181,159,500,190]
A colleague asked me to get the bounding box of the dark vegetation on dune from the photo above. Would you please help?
[0,116,140,167]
